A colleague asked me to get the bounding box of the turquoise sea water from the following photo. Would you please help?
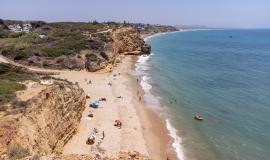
[140,29,270,160]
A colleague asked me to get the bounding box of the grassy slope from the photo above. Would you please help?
[0,63,38,106]
[0,22,113,60]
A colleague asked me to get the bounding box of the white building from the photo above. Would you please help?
[22,23,32,33]
[8,23,32,33]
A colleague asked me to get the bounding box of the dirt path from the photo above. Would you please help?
[0,54,60,74]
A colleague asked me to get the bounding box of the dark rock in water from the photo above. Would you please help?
[141,44,151,54]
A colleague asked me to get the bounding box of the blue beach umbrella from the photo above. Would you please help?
[90,100,99,108]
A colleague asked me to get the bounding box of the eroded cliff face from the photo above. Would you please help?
[112,27,151,56]
[18,82,86,156]
[85,27,150,72]
[0,82,86,159]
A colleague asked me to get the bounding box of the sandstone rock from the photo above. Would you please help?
[0,82,86,159]
[112,27,151,55]
[16,83,86,156]
[85,60,107,72]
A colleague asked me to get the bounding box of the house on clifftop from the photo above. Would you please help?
[8,23,32,33]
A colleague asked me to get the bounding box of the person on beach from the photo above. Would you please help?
[102,131,105,140]
[139,96,142,101]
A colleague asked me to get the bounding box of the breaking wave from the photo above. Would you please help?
[134,50,185,160]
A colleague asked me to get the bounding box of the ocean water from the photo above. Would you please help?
[136,29,270,160]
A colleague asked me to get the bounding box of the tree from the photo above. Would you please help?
[92,20,99,25]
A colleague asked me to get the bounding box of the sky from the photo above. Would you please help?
[1,0,270,28]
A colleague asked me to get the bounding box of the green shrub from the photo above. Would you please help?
[0,63,38,82]
[1,47,31,59]
[8,32,25,38]
[58,38,88,51]
[13,49,31,60]
[30,21,46,28]
[0,80,25,105]
[86,53,97,61]
[1,47,14,56]
[0,63,38,105]
[19,33,41,44]
[0,29,10,38]
[43,48,62,57]
[98,33,112,42]
[100,51,109,60]
[88,40,103,50]
[14,42,30,50]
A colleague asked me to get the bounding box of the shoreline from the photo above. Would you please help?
[55,55,176,159]
[128,56,177,159]
[141,31,186,160]
[0,31,181,159]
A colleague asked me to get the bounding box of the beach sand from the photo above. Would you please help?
[58,56,177,159]
[0,53,177,159]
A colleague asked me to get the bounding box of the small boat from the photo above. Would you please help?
[194,115,204,121]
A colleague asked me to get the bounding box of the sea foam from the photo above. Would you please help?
[166,119,185,160]
[134,51,185,160]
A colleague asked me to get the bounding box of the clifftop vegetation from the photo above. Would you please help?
[0,19,178,71]
[0,63,38,106]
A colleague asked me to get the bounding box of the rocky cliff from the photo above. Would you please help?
[85,27,150,72]
[112,27,151,55]
[0,82,86,159]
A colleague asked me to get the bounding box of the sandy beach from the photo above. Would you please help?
[53,56,177,159]
[0,52,177,159]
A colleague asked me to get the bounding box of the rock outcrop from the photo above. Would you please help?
[112,27,151,55]
[0,82,86,159]
[18,82,86,156]
[85,27,151,72]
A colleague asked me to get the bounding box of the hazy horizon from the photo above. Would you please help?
[1,0,270,29]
